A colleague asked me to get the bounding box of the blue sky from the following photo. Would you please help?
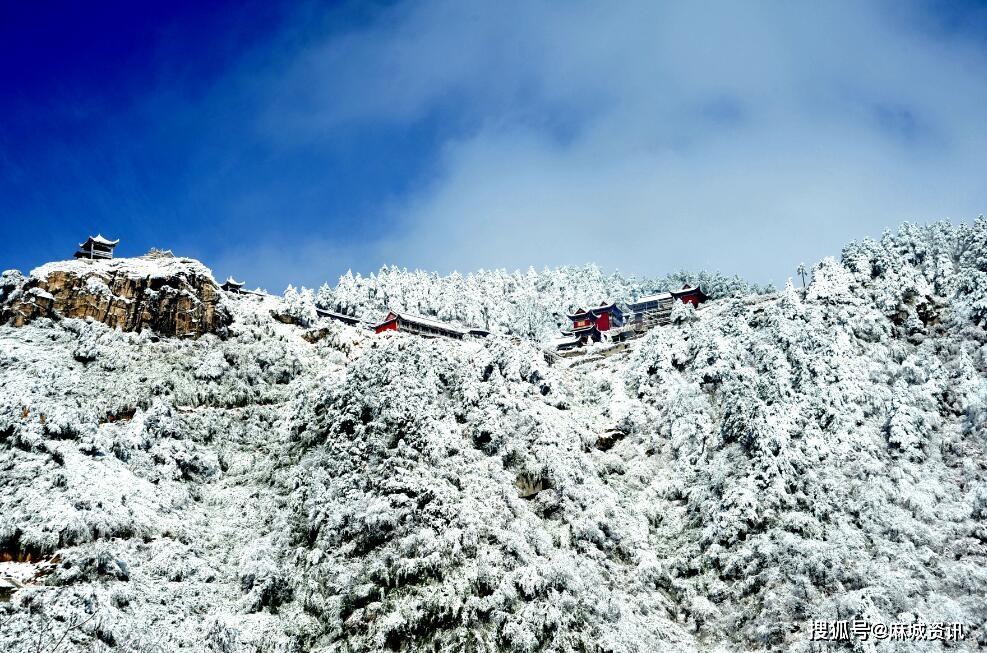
[3,0,987,291]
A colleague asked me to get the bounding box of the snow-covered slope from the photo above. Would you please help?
[1,220,986,652]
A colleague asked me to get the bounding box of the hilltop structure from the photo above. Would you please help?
[626,292,673,329]
[563,302,624,344]
[671,283,708,306]
[372,310,488,340]
[221,277,245,293]
[74,235,119,260]
[627,283,708,329]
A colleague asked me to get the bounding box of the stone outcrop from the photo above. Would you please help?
[1,253,231,338]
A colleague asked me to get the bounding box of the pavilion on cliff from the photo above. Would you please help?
[221,277,245,293]
[74,235,119,260]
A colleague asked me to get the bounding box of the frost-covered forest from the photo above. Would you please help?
[1,220,986,652]
[316,266,764,338]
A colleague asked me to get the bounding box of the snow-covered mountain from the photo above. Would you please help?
[1,220,985,652]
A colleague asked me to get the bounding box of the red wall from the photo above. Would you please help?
[596,312,611,331]
[375,320,398,334]
[678,293,702,307]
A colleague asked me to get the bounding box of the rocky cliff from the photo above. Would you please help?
[0,252,231,338]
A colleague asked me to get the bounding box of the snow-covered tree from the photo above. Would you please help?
[278,285,318,327]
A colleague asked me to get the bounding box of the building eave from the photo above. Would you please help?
[79,234,120,248]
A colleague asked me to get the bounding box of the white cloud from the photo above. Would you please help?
[257,0,987,284]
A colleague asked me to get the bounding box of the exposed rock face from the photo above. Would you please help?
[1,254,231,338]
[0,269,26,306]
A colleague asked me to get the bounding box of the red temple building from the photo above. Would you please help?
[563,302,624,344]
[670,283,708,307]
[372,310,489,340]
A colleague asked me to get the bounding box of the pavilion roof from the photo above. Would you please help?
[79,234,119,247]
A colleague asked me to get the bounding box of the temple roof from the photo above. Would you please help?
[79,234,119,247]
[567,301,620,320]
[315,308,361,325]
[373,310,469,335]
[671,283,707,298]
[223,277,244,286]
[628,291,672,306]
